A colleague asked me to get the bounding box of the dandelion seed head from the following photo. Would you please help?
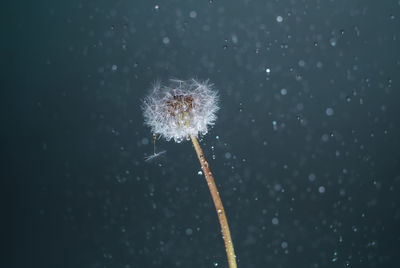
[142,79,219,143]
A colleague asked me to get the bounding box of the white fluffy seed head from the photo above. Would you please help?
[142,79,219,143]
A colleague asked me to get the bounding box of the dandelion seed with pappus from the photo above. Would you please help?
[142,79,237,268]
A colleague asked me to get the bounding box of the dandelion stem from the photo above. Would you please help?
[190,135,237,268]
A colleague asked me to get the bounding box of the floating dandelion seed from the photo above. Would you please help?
[142,79,237,268]
[144,150,167,162]
[144,133,167,162]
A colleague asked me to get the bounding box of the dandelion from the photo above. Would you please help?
[143,79,219,142]
[142,79,237,268]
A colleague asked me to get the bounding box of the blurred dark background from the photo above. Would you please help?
[3,0,400,267]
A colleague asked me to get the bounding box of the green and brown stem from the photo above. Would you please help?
[190,135,237,268]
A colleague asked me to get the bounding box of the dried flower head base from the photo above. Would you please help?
[142,79,237,268]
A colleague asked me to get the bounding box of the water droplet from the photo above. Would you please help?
[318,186,326,193]
[185,228,193,235]
[308,173,316,181]
[162,37,170,45]
[272,217,279,225]
[325,107,334,116]
[103,253,113,259]
[272,120,278,131]
[298,60,306,67]
[280,88,287,95]
[276,16,283,22]
[197,170,203,175]
[189,11,197,18]
[280,43,288,49]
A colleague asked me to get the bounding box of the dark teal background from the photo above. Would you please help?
[3,0,400,267]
